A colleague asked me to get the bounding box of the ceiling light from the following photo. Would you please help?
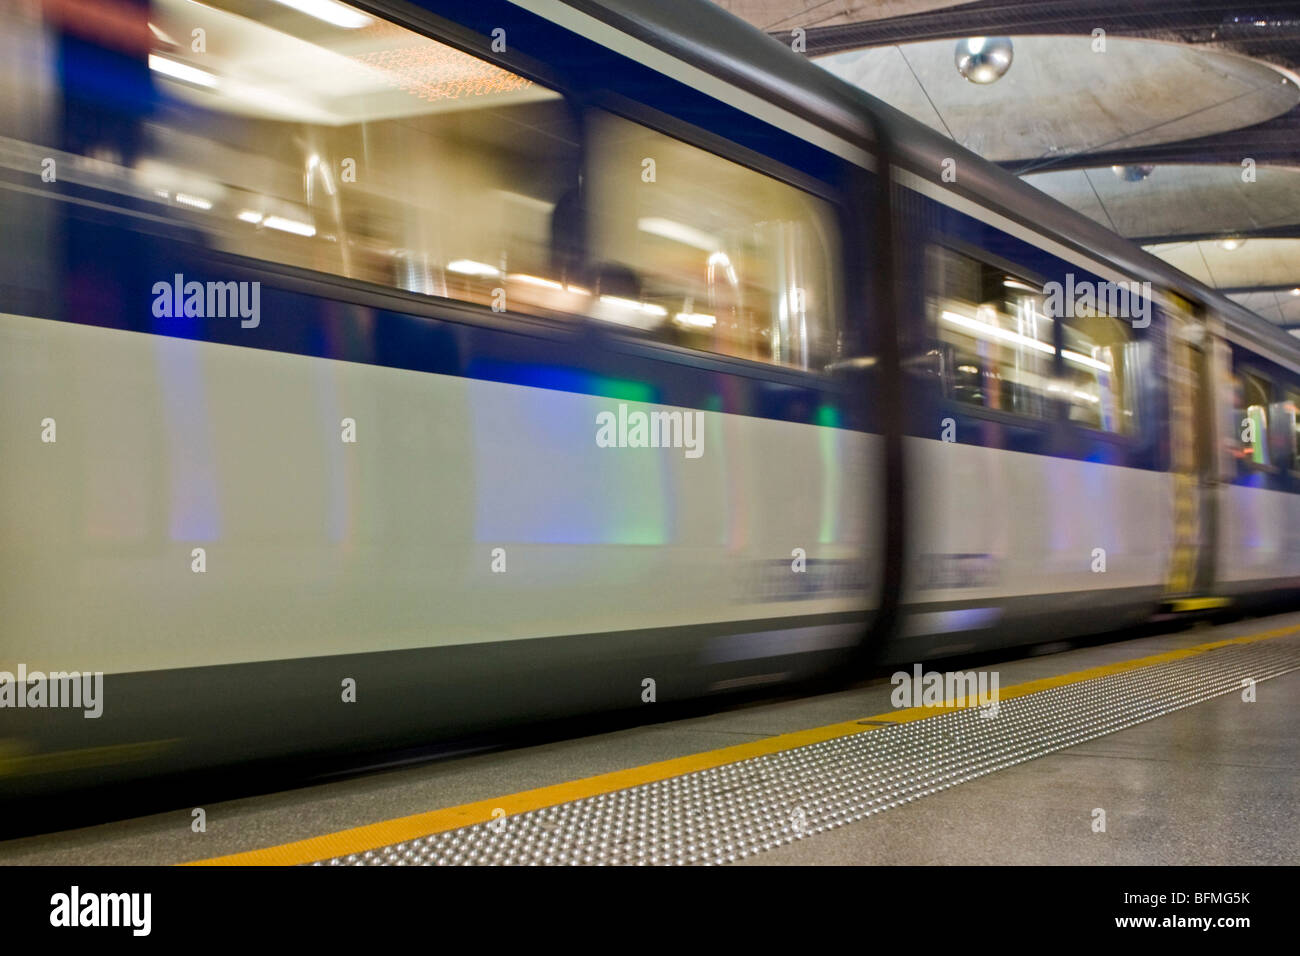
[174,193,212,211]
[1111,165,1155,182]
[601,296,666,316]
[508,274,563,290]
[263,215,316,237]
[269,0,373,29]
[447,259,500,277]
[955,36,1014,84]
[638,218,719,251]
[147,23,178,46]
[148,54,217,89]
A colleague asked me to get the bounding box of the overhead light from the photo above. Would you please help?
[263,215,316,237]
[1217,236,1246,251]
[148,54,218,89]
[237,210,264,224]
[942,309,1053,358]
[174,192,212,211]
[1111,165,1155,182]
[674,311,716,328]
[954,36,1013,84]
[638,217,719,251]
[940,309,1112,372]
[600,296,666,316]
[1291,288,1300,296]
[147,23,178,46]
[508,274,563,290]
[1061,349,1112,372]
[707,251,738,287]
[1003,277,1040,293]
[447,259,500,277]
[268,0,373,29]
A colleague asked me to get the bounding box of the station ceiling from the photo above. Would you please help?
[714,0,1300,331]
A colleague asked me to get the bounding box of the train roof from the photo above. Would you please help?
[563,0,1300,363]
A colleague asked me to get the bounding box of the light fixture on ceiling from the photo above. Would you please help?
[1111,165,1155,182]
[268,0,373,29]
[148,54,218,89]
[263,215,316,237]
[955,36,1014,85]
[447,259,499,277]
[1217,236,1246,251]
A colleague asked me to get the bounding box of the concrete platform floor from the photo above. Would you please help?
[2,611,1299,865]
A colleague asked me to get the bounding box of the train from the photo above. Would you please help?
[2,0,1299,806]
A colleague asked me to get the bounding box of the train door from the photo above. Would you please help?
[1163,293,1217,600]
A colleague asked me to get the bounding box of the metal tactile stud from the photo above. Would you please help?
[308,637,1300,866]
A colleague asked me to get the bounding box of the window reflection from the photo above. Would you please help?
[585,112,841,370]
[142,0,581,313]
[929,247,1051,418]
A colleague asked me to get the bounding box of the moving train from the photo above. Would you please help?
[2,0,1299,804]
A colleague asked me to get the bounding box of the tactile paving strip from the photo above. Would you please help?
[312,637,1300,866]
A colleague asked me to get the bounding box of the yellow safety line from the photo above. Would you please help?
[185,621,1300,866]
[1168,597,1233,613]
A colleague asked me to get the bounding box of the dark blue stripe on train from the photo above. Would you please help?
[44,206,866,432]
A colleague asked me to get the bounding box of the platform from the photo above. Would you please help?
[2,611,1298,867]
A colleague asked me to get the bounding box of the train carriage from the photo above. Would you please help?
[0,0,1297,805]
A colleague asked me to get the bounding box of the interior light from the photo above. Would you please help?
[940,309,1112,372]
[674,312,717,328]
[263,215,316,237]
[174,192,212,210]
[447,259,500,277]
[508,274,563,290]
[148,54,218,89]
[269,0,373,29]
[638,218,720,251]
[147,23,178,46]
[1061,349,1113,372]
[600,296,666,316]
[237,210,264,224]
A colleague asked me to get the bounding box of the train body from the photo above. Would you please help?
[1,0,1298,800]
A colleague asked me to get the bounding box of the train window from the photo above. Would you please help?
[1057,309,1141,435]
[1272,395,1299,469]
[1236,372,1272,466]
[583,111,842,370]
[136,0,581,314]
[927,246,1052,418]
